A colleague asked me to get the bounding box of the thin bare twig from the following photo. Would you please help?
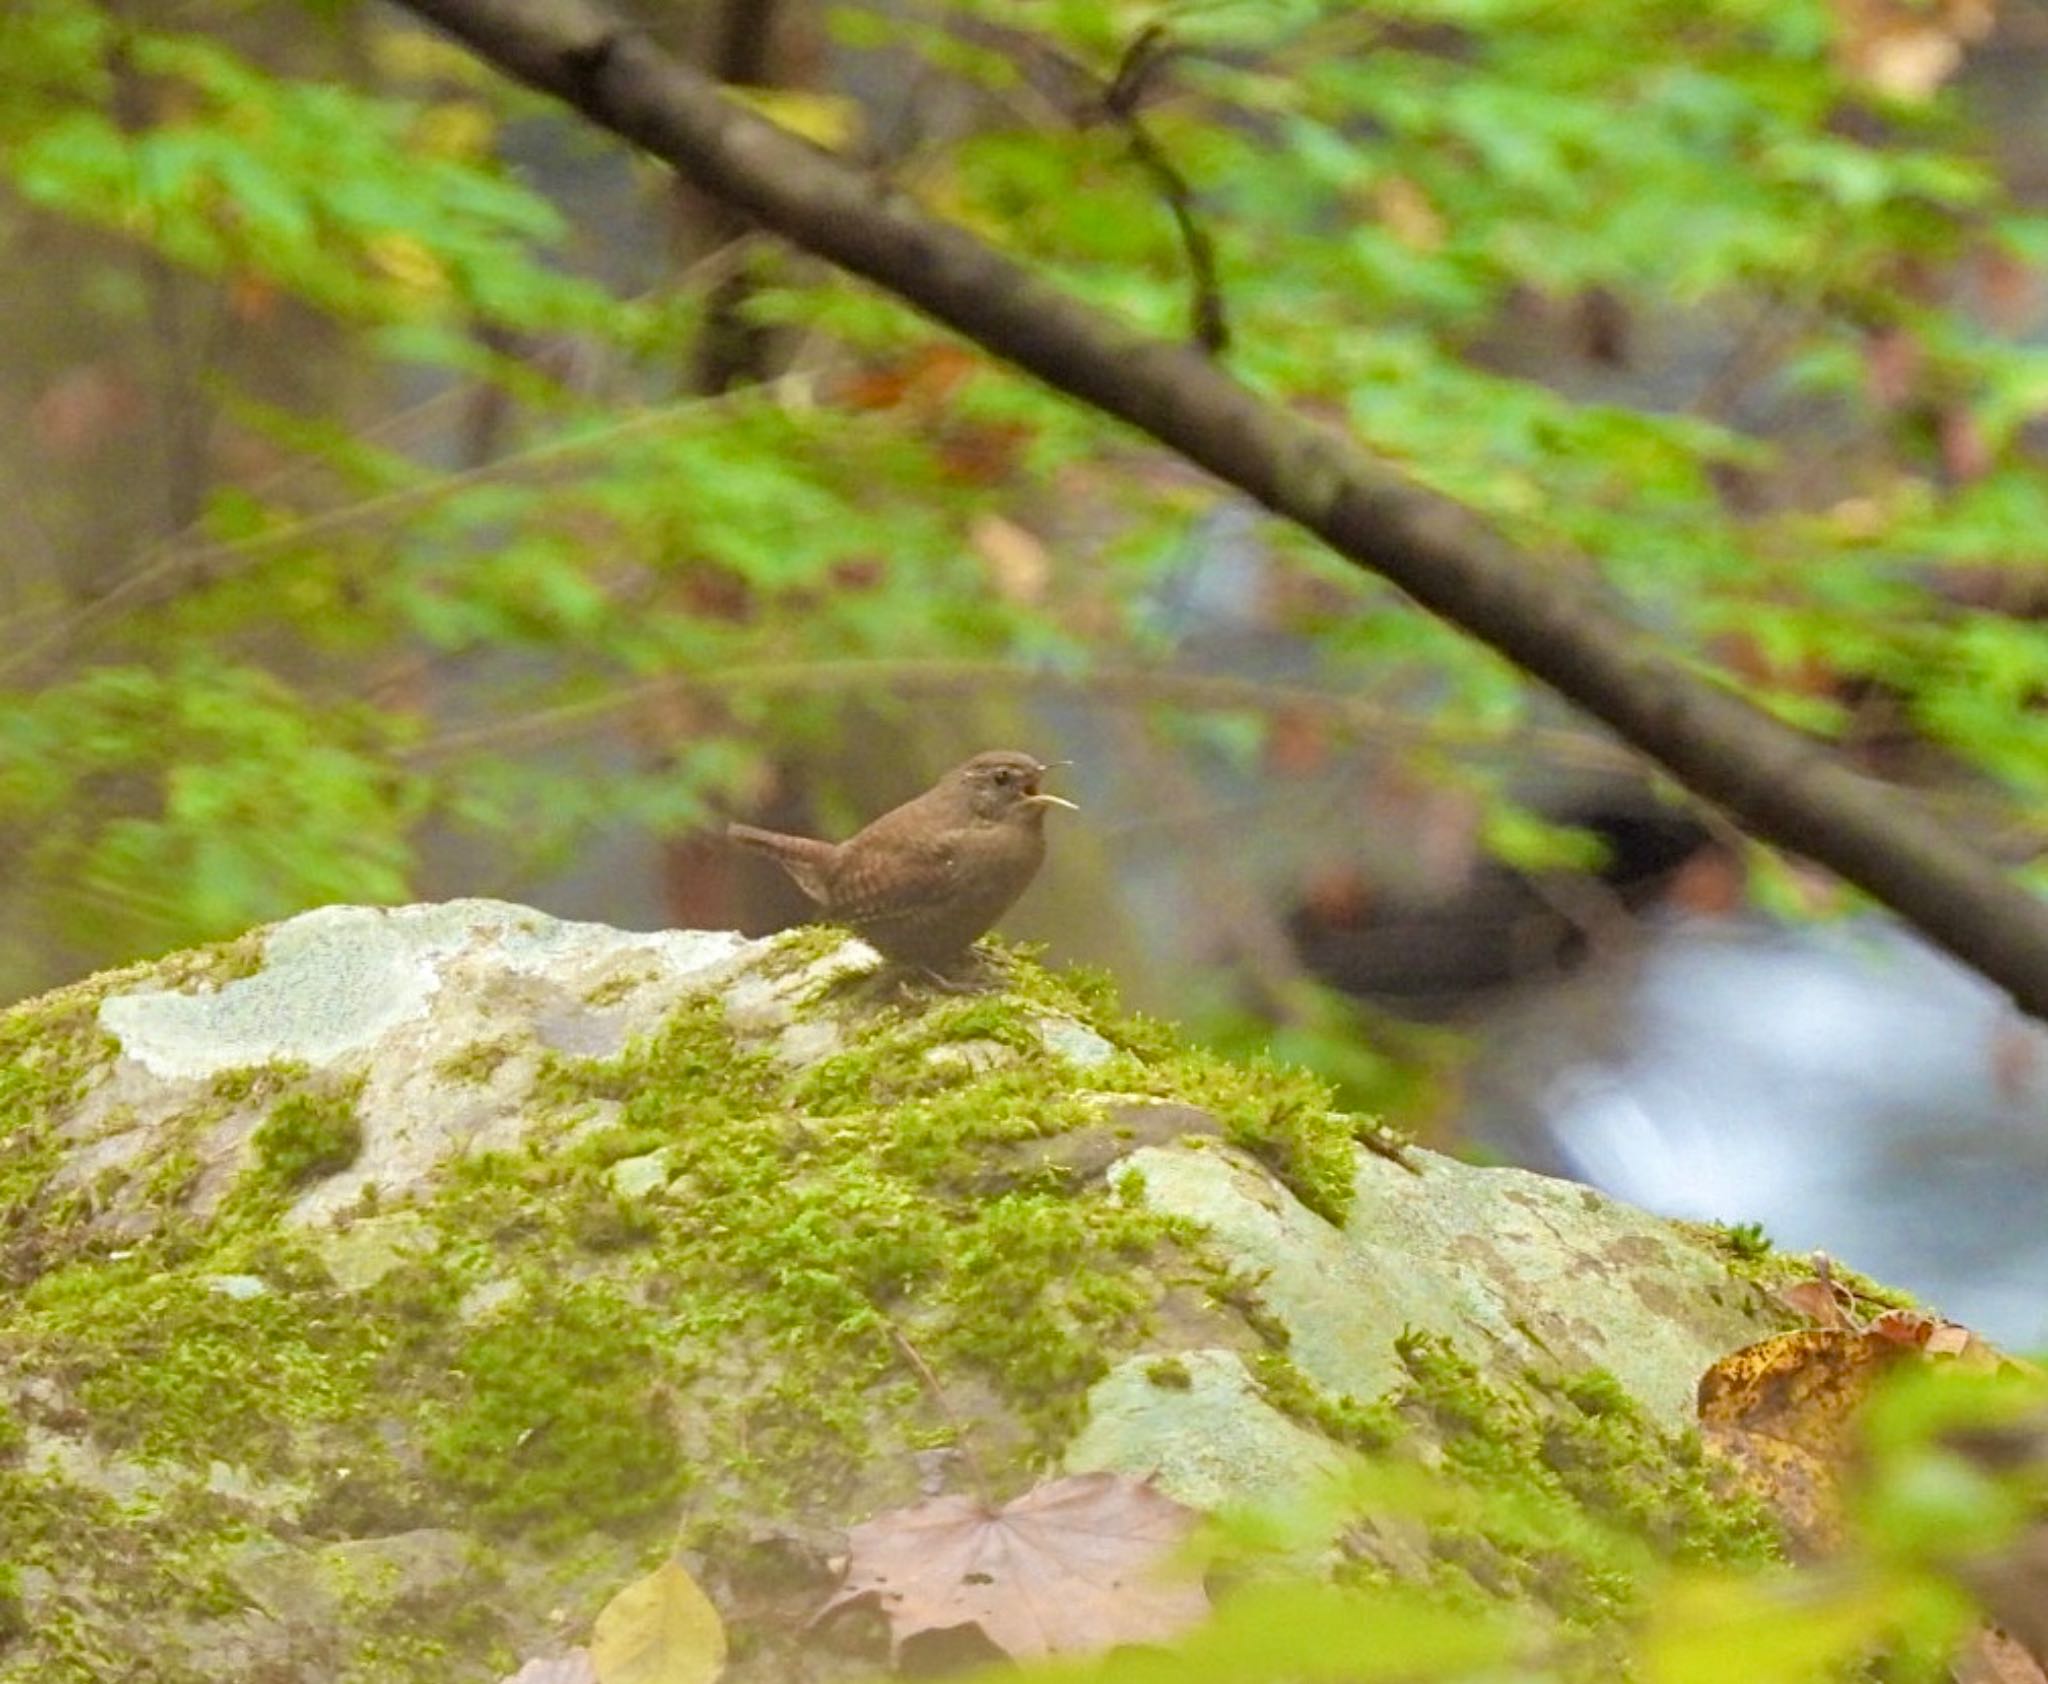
[0,249,755,675]
[0,374,811,683]
[884,1321,993,1506]
[401,657,1636,772]
[1100,27,1228,356]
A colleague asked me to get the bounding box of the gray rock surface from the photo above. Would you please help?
[0,902,1809,1684]
[1066,1348,1352,1510]
[1118,1141,1750,1429]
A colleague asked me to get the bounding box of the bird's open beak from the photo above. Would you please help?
[1024,792,1078,811]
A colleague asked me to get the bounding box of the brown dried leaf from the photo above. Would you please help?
[1869,1308,1935,1345]
[1776,1277,1861,1332]
[817,1471,1208,1662]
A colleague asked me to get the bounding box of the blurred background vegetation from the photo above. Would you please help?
[9,0,2048,1312]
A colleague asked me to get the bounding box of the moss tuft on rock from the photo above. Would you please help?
[252,1082,365,1188]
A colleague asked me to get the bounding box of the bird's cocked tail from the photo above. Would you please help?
[725,822,836,903]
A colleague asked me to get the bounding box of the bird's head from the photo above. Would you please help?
[952,750,1077,824]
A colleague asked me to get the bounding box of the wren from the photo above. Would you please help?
[726,750,1075,969]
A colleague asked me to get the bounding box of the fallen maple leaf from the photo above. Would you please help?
[817,1471,1209,1662]
[497,1655,597,1684]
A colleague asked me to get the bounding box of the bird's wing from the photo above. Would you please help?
[826,823,960,927]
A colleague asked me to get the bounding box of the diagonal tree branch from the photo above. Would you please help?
[394,0,2048,1020]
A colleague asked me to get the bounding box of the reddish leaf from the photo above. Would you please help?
[1776,1277,1860,1333]
[817,1472,1208,1662]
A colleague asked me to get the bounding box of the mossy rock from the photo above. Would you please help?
[0,901,1816,1681]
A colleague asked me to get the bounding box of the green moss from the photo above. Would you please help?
[1687,1219,1916,1311]
[1388,1332,1782,1620]
[583,968,657,1008]
[142,1142,204,1209]
[207,1059,308,1106]
[762,923,853,977]
[422,1284,690,1542]
[1144,1356,1193,1390]
[1093,1042,1365,1223]
[563,1185,662,1252]
[252,1081,365,1187]
[1202,1261,1294,1352]
[1245,1329,1784,1636]
[151,929,269,991]
[435,1036,522,1086]
[17,1243,382,1465]
[490,974,1185,1496]
[1253,1351,1399,1452]
[0,1564,24,1651]
[1719,1219,1772,1260]
[0,937,270,1262]
[780,958,1370,1222]
[0,980,123,1283]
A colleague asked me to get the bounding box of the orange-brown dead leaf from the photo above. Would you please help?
[1700,1306,2020,1558]
[1697,1330,1919,1554]
[836,344,980,413]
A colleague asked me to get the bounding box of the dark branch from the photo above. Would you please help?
[392,0,2048,1021]
[1100,29,1229,355]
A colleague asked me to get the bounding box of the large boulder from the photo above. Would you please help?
[0,902,1807,1681]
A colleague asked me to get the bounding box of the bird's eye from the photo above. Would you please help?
[993,768,1013,785]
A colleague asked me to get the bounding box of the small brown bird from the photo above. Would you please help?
[726,750,1076,969]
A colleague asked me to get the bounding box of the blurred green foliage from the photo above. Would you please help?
[4,2,2048,1666]
[1004,1359,2048,1684]
[4,0,2048,987]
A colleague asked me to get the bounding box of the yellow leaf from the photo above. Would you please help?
[591,1559,726,1684]
[723,88,864,153]
[412,100,497,163]
[366,234,448,297]
[369,24,500,86]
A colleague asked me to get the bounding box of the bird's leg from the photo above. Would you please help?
[868,958,997,998]
[910,963,990,996]
[966,945,1015,982]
